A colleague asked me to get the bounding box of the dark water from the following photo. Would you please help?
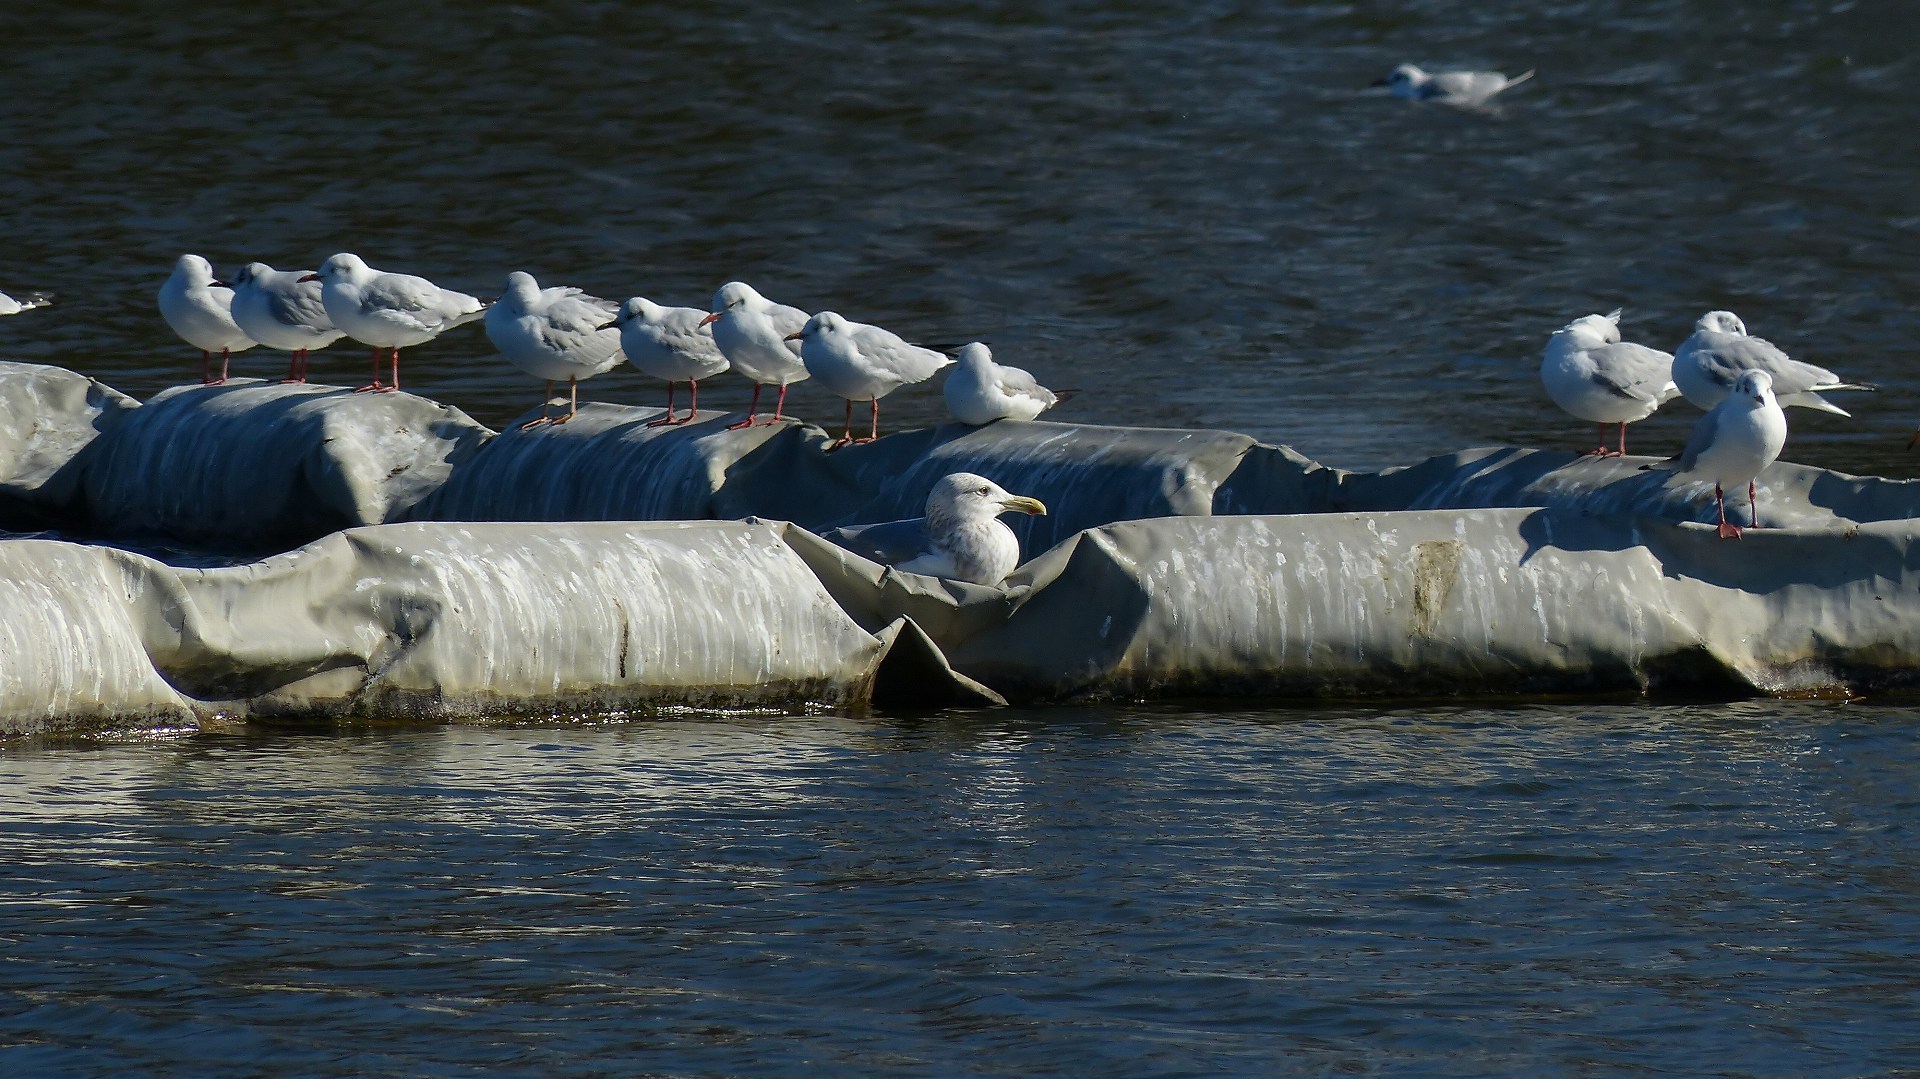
[3,1,1918,471]
[4,704,1920,1077]
[6,3,1920,1074]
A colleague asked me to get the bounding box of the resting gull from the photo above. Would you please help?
[699,281,810,429]
[229,261,345,383]
[158,254,256,385]
[1539,308,1679,457]
[826,472,1049,585]
[1673,310,1869,415]
[1641,369,1787,539]
[1372,63,1534,107]
[484,270,623,429]
[305,252,486,394]
[944,342,1070,425]
[787,310,953,449]
[607,296,729,427]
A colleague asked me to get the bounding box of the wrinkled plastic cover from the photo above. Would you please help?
[0,520,994,735]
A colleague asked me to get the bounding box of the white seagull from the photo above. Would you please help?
[787,311,954,449]
[699,281,810,429]
[0,289,52,316]
[229,261,345,383]
[305,253,486,394]
[828,473,1049,586]
[158,254,257,385]
[607,296,729,427]
[1642,369,1788,539]
[1673,310,1869,416]
[944,342,1070,425]
[1539,309,1680,457]
[1373,63,1535,107]
[484,271,624,429]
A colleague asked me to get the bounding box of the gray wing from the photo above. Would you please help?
[542,289,620,336]
[1668,408,1724,473]
[264,279,330,329]
[995,363,1059,405]
[1427,70,1508,101]
[1588,342,1675,404]
[1690,333,1839,396]
[823,517,935,566]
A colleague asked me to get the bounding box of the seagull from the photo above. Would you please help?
[1641,369,1788,539]
[0,289,52,316]
[606,296,729,427]
[827,473,1049,585]
[1539,309,1680,457]
[305,253,486,394]
[483,271,624,429]
[228,262,345,383]
[944,342,1071,425]
[1372,63,1535,106]
[158,254,257,385]
[1673,310,1870,415]
[787,311,954,449]
[698,281,810,430]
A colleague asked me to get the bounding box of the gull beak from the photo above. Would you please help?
[783,330,804,341]
[299,273,320,282]
[596,319,618,331]
[697,311,722,327]
[1000,495,1047,516]
[211,279,232,287]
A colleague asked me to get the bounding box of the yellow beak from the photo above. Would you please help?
[1000,495,1047,516]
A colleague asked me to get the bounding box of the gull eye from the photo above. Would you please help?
[978,486,990,495]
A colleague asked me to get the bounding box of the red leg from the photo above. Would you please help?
[1580,422,1609,456]
[354,347,385,392]
[766,382,791,425]
[686,379,699,423]
[726,383,763,430]
[282,348,306,383]
[549,376,577,424]
[220,347,231,384]
[647,383,679,427]
[520,380,554,430]
[1616,422,1627,457]
[1748,480,1761,530]
[858,397,879,444]
[201,349,213,385]
[828,399,854,450]
[385,347,400,393]
[1716,484,1742,539]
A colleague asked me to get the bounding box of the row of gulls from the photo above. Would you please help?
[1542,307,1869,538]
[156,258,1072,441]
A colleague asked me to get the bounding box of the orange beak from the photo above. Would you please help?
[783,330,803,341]
[697,311,721,326]
[299,273,320,282]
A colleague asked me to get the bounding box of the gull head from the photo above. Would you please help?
[230,261,275,288]
[1733,369,1776,408]
[501,270,542,308]
[703,280,765,326]
[608,295,662,330]
[955,342,994,369]
[172,253,220,288]
[1373,64,1427,96]
[926,472,1048,526]
[1696,310,1747,336]
[785,310,848,343]
[1555,309,1624,349]
[310,252,373,285]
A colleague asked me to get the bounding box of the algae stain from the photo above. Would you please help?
[1411,540,1464,639]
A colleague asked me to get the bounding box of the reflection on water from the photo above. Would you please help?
[3,702,1919,1075]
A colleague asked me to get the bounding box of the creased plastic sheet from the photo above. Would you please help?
[0,520,985,736]
[0,361,139,527]
[78,379,492,549]
[1317,446,1920,530]
[779,509,1920,702]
